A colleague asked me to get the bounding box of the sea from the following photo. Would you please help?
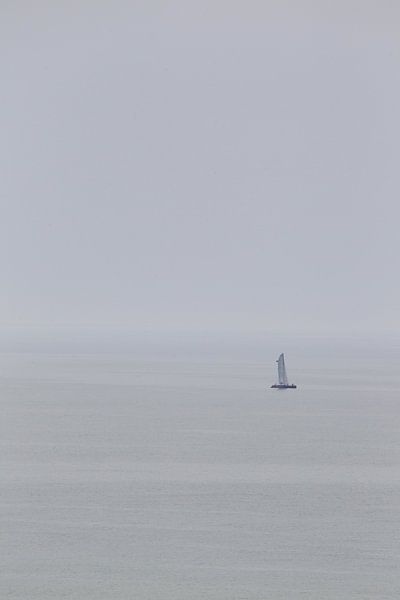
[1,333,400,599]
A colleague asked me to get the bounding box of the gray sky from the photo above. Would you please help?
[1,1,399,335]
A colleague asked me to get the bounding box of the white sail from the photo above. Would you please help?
[277,353,289,386]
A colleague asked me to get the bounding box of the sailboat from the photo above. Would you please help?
[271,353,297,389]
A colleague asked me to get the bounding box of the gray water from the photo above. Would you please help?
[1,339,400,598]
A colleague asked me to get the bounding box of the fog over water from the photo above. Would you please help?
[2,338,400,599]
[2,3,400,599]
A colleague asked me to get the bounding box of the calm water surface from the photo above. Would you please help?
[1,341,400,598]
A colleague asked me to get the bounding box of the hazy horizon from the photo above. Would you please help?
[3,7,400,597]
[2,2,400,335]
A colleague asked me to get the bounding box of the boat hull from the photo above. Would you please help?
[271,384,297,389]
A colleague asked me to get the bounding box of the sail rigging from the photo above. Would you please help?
[271,353,296,389]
